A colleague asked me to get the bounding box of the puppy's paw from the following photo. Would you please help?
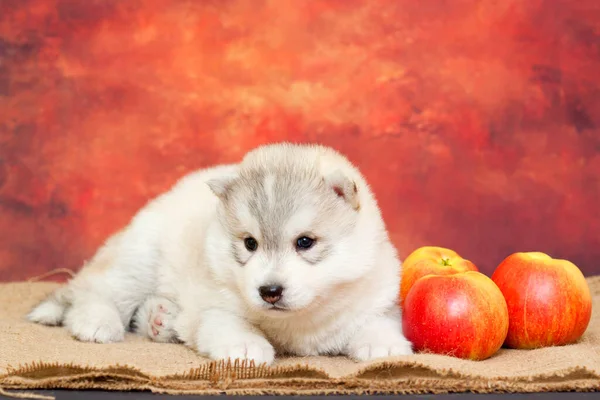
[349,336,414,361]
[191,310,276,365]
[64,303,125,343]
[203,334,275,366]
[27,298,65,326]
[346,314,414,362]
[135,297,180,343]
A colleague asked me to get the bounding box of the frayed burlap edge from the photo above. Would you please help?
[1,359,599,397]
[2,373,599,396]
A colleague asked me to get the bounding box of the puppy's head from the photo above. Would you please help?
[208,144,374,316]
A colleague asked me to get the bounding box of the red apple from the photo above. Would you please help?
[400,246,478,307]
[491,252,592,349]
[402,271,509,360]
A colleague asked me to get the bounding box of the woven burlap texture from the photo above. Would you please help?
[0,277,598,395]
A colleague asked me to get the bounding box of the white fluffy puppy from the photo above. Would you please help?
[28,143,413,365]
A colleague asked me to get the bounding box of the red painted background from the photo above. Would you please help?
[1,0,599,281]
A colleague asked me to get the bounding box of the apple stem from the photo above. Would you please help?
[441,258,451,266]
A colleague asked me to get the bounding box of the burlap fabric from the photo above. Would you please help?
[1,277,599,396]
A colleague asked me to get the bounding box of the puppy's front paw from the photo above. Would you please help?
[346,314,414,362]
[193,310,276,365]
[349,336,413,361]
[204,334,275,366]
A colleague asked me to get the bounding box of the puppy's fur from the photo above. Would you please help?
[28,143,413,365]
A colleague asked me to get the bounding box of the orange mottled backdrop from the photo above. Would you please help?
[1,0,599,280]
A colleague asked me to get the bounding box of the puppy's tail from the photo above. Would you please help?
[27,286,72,326]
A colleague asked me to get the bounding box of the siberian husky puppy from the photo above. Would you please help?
[28,143,413,365]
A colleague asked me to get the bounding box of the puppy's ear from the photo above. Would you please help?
[324,170,360,211]
[207,176,236,201]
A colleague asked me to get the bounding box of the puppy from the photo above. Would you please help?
[28,143,413,365]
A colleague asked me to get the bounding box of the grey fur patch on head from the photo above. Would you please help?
[216,144,360,265]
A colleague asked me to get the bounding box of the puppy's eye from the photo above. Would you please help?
[296,236,315,250]
[244,237,258,252]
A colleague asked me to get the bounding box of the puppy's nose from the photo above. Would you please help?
[258,285,284,304]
